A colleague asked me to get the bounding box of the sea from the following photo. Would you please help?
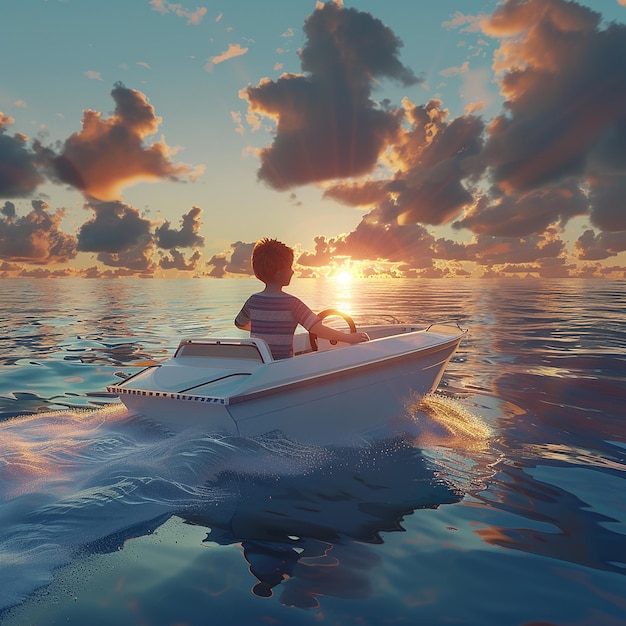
[0,277,624,626]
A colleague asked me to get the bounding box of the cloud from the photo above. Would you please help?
[225,240,254,274]
[297,206,438,271]
[231,111,245,135]
[477,0,626,205]
[84,71,103,81]
[0,200,77,264]
[324,99,485,226]
[206,43,249,72]
[206,254,228,277]
[294,206,573,275]
[323,179,388,208]
[149,1,207,25]
[304,0,626,270]
[75,200,207,274]
[442,11,485,33]
[466,232,565,266]
[96,234,157,272]
[4,0,626,278]
[455,179,588,236]
[297,235,334,267]
[575,229,626,260]
[241,1,419,190]
[439,61,470,78]
[334,208,437,268]
[1,201,16,219]
[0,114,44,197]
[0,260,22,272]
[159,248,202,270]
[155,206,204,249]
[588,173,626,231]
[77,200,152,253]
[50,82,202,201]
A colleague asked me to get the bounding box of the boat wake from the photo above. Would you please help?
[0,399,492,613]
[410,392,492,448]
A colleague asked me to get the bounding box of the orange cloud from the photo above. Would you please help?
[149,1,207,25]
[52,82,202,201]
[209,43,249,68]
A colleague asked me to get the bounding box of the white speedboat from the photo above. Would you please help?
[107,312,466,444]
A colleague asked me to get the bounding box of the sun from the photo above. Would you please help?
[334,270,353,284]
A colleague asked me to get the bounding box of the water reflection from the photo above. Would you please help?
[472,462,626,575]
[460,363,626,577]
[181,438,462,607]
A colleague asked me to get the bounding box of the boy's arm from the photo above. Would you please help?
[309,320,369,344]
[234,302,251,330]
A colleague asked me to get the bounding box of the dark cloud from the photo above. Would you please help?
[155,206,205,249]
[96,233,156,272]
[0,200,77,264]
[316,0,626,268]
[323,100,485,226]
[0,260,21,272]
[598,265,626,278]
[466,232,565,266]
[77,200,152,253]
[478,0,626,220]
[455,179,588,236]
[159,249,202,271]
[78,201,207,273]
[536,256,578,278]
[242,1,418,190]
[382,100,484,226]
[51,82,200,201]
[207,254,228,277]
[0,114,44,197]
[432,236,471,262]
[1,201,16,219]
[587,174,626,232]
[323,179,388,208]
[225,241,254,274]
[574,229,626,260]
[318,1,626,268]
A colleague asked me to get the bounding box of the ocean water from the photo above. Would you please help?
[0,277,624,626]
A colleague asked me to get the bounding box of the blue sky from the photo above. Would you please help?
[1,0,626,278]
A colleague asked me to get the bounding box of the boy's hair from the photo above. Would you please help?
[252,238,294,282]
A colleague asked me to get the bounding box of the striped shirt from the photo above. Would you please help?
[235,292,320,360]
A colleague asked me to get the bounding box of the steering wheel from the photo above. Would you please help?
[309,309,357,351]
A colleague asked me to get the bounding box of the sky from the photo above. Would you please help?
[1,0,626,279]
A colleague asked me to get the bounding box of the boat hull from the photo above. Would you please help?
[108,324,465,444]
[230,339,460,444]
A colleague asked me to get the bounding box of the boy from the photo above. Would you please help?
[235,238,369,360]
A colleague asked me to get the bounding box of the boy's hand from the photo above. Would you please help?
[347,332,370,344]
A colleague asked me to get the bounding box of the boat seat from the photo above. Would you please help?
[175,338,273,363]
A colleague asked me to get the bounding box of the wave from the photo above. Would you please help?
[0,399,492,613]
